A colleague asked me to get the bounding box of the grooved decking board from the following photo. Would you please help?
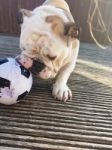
[0,35,112,150]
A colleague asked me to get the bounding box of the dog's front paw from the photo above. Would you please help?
[52,83,72,101]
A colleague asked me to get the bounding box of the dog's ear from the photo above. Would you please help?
[64,22,80,40]
[17,9,32,24]
[45,15,80,39]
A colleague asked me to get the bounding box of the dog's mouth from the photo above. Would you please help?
[29,59,46,75]
[29,59,54,79]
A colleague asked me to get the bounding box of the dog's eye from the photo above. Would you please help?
[47,55,57,61]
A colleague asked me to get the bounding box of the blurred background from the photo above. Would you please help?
[0,0,112,45]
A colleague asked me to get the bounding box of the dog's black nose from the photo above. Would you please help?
[29,60,46,74]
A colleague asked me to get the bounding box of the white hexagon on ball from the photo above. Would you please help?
[0,58,33,105]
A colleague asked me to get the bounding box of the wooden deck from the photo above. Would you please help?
[0,35,112,150]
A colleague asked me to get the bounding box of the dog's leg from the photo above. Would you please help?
[52,43,79,101]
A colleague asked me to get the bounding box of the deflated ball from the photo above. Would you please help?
[0,58,33,105]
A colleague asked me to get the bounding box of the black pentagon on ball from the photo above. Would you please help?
[0,58,8,65]
[0,77,10,88]
[20,65,30,78]
[17,91,28,101]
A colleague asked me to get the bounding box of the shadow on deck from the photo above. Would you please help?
[0,35,112,150]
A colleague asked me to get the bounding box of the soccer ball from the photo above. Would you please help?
[0,58,33,105]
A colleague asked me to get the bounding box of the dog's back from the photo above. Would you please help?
[43,0,70,12]
[42,0,74,23]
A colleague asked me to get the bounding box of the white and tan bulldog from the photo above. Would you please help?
[17,0,80,101]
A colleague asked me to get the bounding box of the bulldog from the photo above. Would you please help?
[17,0,80,101]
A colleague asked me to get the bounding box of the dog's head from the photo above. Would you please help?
[18,8,80,79]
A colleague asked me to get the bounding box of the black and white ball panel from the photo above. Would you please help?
[20,66,30,78]
[0,58,9,65]
[0,77,10,88]
[17,91,29,101]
